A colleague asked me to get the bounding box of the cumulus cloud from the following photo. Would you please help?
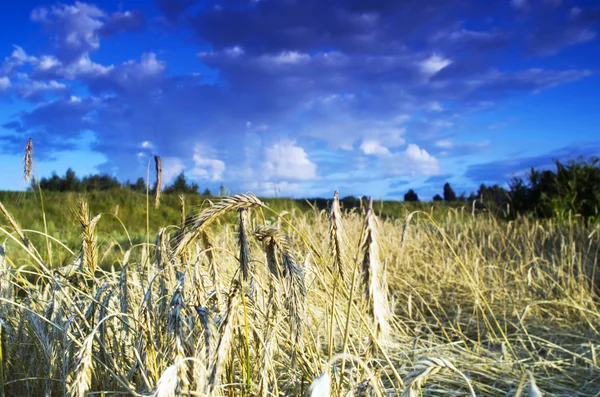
[30,2,144,62]
[263,141,317,181]
[160,157,186,185]
[420,54,452,77]
[361,140,440,176]
[14,79,68,100]
[192,144,226,181]
[0,76,10,90]
[0,0,597,195]
[360,140,390,156]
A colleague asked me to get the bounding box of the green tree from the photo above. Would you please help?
[443,182,457,202]
[130,177,146,192]
[64,168,81,192]
[433,194,443,202]
[164,172,199,194]
[404,189,419,202]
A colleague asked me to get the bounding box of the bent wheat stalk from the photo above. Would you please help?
[402,357,476,397]
[175,194,263,256]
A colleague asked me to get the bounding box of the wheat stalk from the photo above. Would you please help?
[154,156,162,209]
[208,281,241,393]
[360,198,391,344]
[68,333,95,397]
[254,225,305,371]
[23,138,33,183]
[176,194,263,256]
[77,201,101,278]
[154,364,178,397]
[402,357,476,397]
[329,191,346,282]
[238,208,250,282]
[201,230,221,311]
[0,201,28,248]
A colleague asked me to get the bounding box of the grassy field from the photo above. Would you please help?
[0,190,598,396]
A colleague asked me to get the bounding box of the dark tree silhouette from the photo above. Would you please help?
[443,182,457,202]
[404,189,419,202]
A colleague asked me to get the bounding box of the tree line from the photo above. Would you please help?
[403,157,600,222]
[29,157,600,222]
[32,169,211,196]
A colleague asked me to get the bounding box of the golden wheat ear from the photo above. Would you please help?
[24,138,33,183]
[154,155,162,209]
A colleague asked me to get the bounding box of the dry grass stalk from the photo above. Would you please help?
[68,333,95,397]
[120,250,131,316]
[360,198,391,342]
[77,201,101,277]
[308,372,331,397]
[528,371,543,397]
[168,272,190,392]
[193,306,213,363]
[208,281,241,393]
[238,208,250,281]
[23,138,33,183]
[400,212,415,252]
[329,191,346,282]
[201,230,221,311]
[179,194,185,228]
[254,225,306,364]
[402,357,476,397]
[176,193,263,256]
[0,201,29,247]
[154,155,162,209]
[154,364,178,397]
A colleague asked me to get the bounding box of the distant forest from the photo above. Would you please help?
[30,157,600,223]
[32,170,212,196]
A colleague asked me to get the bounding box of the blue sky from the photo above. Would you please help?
[1,0,599,199]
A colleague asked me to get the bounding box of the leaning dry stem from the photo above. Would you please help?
[154,155,162,209]
[175,193,263,255]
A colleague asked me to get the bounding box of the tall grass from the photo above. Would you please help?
[0,189,598,396]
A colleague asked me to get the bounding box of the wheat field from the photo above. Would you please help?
[0,190,599,396]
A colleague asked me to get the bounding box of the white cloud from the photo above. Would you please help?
[33,54,112,80]
[192,144,225,181]
[0,76,10,90]
[265,51,310,65]
[420,54,452,76]
[510,0,528,9]
[225,46,244,57]
[435,139,453,149]
[31,2,105,61]
[360,139,390,156]
[404,144,439,173]
[140,141,153,149]
[38,55,60,71]
[160,157,186,185]
[371,144,441,176]
[15,79,66,98]
[263,141,317,180]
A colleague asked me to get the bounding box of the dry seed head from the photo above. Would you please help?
[154,155,162,209]
[307,372,331,397]
[329,191,345,281]
[360,199,391,341]
[402,357,476,397]
[528,371,543,397]
[24,138,33,182]
[77,201,101,276]
[155,364,178,397]
[175,193,263,255]
[69,333,95,397]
